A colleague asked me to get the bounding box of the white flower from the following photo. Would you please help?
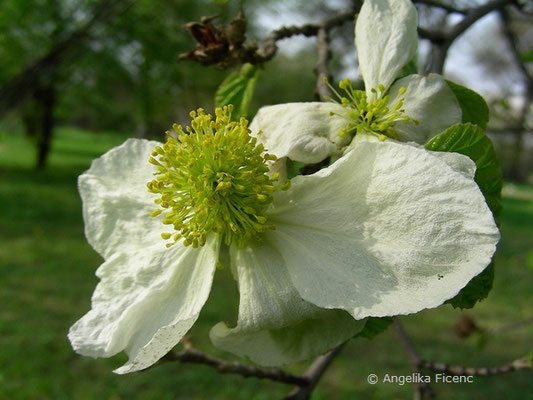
[250,0,461,164]
[69,107,498,374]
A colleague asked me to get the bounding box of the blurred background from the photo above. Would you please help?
[0,0,532,399]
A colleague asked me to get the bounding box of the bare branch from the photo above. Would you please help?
[419,358,532,376]
[418,27,446,43]
[164,347,309,386]
[394,318,421,365]
[395,317,532,382]
[429,0,514,73]
[415,0,467,15]
[394,318,435,400]
[162,339,348,400]
[314,28,332,100]
[256,3,362,63]
[284,343,346,400]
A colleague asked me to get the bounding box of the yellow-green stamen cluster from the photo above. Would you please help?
[147,106,288,248]
[325,78,418,140]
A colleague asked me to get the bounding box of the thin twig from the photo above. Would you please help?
[487,315,533,336]
[394,318,421,366]
[314,28,332,100]
[394,318,435,400]
[284,343,346,400]
[164,347,309,386]
[419,358,532,376]
[395,317,532,378]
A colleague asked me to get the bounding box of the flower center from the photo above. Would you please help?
[325,78,418,140]
[147,106,286,248]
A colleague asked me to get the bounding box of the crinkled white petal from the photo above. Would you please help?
[249,103,350,164]
[210,241,363,366]
[68,235,220,374]
[267,139,499,319]
[387,74,462,144]
[355,0,418,100]
[430,151,476,179]
[268,156,288,182]
[79,138,163,259]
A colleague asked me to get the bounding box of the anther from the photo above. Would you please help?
[147,106,285,248]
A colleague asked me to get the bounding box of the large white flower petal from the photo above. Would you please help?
[388,74,462,144]
[430,151,476,179]
[267,140,499,319]
[79,138,163,259]
[68,235,220,374]
[249,102,349,164]
[355,0,418,99]
[210,241,363,366]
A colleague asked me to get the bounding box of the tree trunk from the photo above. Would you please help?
[500,9,532,182]
[136,59,154,139]
[36,84,56,170]
[0,0,134,118]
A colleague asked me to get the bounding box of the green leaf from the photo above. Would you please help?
[447,262,495,309]
[355,317,393,339]
[446,80,489,130]
[215,63,260,120]
[286,159,306,179]
[426,123,502,308]
[520,50,533,63]
[425,123,502,221]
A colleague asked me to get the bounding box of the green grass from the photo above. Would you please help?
[0,127,532,399]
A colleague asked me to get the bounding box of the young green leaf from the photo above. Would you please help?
[426,123,502,308]
[446,80,489,130]
[215,63,260,120]
[355,317,393,340]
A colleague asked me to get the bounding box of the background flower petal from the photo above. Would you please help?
[249,102,349,164]
[210,241,363,366]
[267,140,499,319]
[355,0,418,99]
[387,74,462,144]
[350,134,476,179]
[68,235,220,374]
[79,138,163,259]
